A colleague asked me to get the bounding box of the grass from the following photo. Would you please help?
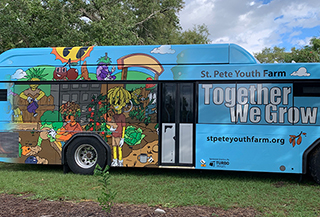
[0,162,320,216]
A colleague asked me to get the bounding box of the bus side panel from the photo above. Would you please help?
[196,124,302,173]
[196,82,320,173]
[195,124,320,173]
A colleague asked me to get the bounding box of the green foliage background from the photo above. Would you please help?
[0,0,210,53]
[254,37,320,63]
[1,0,317,62]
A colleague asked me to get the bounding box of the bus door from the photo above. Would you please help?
[161,83,194,166]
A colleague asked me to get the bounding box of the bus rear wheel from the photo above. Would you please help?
[66,137,107,175]
[308,145,320,184]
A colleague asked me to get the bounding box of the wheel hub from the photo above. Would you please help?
[74,144,98,169]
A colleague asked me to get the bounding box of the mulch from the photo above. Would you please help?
[0,194,260,217]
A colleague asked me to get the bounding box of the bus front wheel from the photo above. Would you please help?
[309,145,320,184]
[66,137,107,175]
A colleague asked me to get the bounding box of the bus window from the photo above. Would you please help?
[294,82,320,96]
[162,84,176,123]
[0,89,7,101]
[180,83,194,123]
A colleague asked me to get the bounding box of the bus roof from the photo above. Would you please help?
[0,43,257,67]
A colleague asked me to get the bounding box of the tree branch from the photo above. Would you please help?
[134,8,170,26]
[15,31,29,47]
[131,31,145,45]
[79,8,99,22]
[79,0,104,22]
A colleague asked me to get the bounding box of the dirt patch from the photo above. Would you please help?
[0,194,260,217]
[272,181,287,188]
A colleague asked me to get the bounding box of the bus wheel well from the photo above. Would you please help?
[61,133,111,174]
[303,138,320,183]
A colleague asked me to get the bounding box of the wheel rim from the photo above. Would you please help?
[74,144,98,169]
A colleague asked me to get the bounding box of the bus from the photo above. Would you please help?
[1,43,320,183]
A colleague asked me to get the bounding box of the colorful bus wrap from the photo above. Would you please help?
[0,44,320,182]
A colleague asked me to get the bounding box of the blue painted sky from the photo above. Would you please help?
[179,0,320,53]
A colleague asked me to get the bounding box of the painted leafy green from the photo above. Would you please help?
[124,126,145,146]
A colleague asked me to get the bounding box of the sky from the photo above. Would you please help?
[179,0,320,53]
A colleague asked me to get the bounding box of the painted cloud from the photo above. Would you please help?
[291,67,310,77]
[151,45,175,54]
[11,69,27,80]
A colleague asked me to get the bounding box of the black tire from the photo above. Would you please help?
[308,145,320,184]
[66,137,107,175]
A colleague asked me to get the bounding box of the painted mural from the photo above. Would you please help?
[7,46,162,167]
